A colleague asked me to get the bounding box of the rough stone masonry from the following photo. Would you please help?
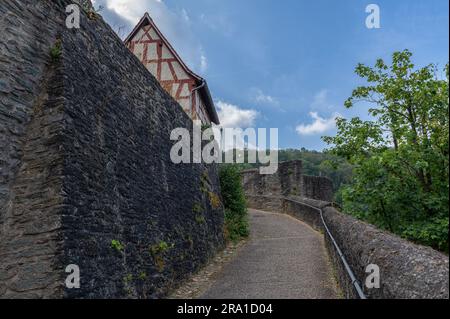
[0,0,224,298]
[241,160,334,202]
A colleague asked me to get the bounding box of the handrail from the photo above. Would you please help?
[287,199,367,299]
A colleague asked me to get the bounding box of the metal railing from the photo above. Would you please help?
[291,200,367,299]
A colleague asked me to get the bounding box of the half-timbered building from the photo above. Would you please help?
[124,13,219,125]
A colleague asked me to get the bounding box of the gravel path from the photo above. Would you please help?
[200,209,339,299]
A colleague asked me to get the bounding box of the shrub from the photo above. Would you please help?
[219,165,249,241]
[50,39,62,62]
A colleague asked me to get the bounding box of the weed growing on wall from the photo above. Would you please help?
[49,39,62,62]
[111,239,124,252]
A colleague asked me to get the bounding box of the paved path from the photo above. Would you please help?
[201,209,339,299]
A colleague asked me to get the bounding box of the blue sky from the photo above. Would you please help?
[93,0,449,150]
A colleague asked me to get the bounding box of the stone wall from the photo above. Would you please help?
[0,0,68,299]
[241,161,333,202]
[321,206,449,299]
[0,0,224,299]
[300,175,334,203]
[245,195,449,299]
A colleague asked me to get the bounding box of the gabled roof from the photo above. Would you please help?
[124,13,220,125]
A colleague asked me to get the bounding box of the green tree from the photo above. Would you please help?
[323,50,449,252]
[219,165,249,241]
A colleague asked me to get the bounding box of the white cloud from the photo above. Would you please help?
[200,54,208,73]
[199,12,235,37]
[181,8,190,24]
[250,88,279,106]
[310,89,335,112]
[100,0,207,72]
[216,100,259,128]
[296,112,340,136]
[312,89,327,106]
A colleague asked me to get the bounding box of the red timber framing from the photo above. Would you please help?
[124,13,219,125]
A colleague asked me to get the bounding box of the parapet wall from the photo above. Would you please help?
[245,195,449,299]
[322,205,449,299]
[0,0,224,298]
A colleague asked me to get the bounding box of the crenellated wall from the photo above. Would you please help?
[0,0,224,299]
